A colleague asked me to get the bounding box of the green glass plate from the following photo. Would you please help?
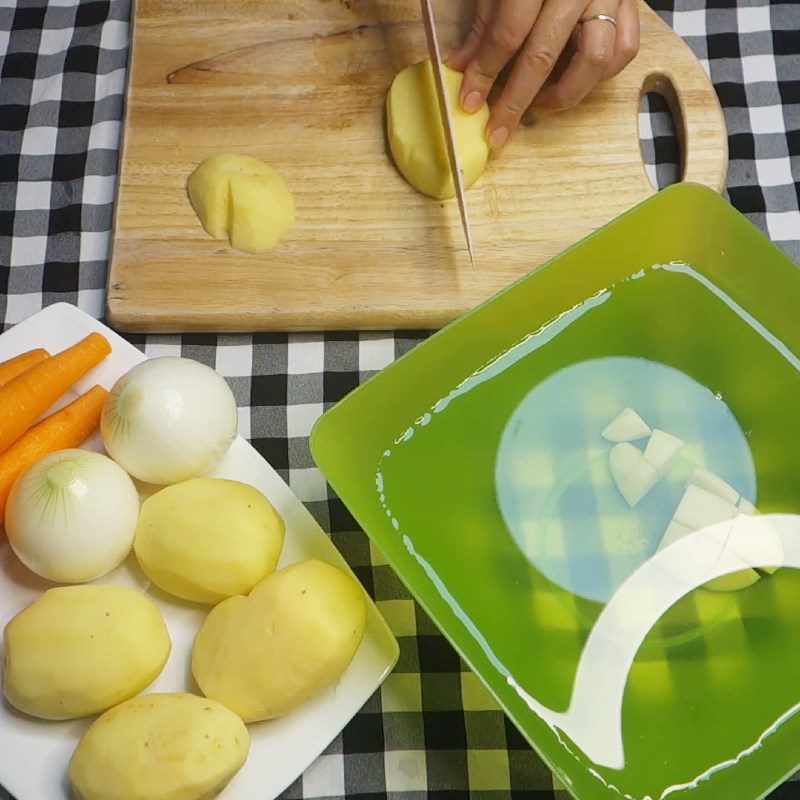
[311,183,800,800]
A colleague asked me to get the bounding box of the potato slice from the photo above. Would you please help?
[134,478,285,605]
[3,585,170,720]
[661,486,765,592]
[601,407,651,442]
[643,429,684,474]
[192,559,366,721]
[658,519,693,551]
[68,693,249,800]
[609,442,659,507]
[673,485,739,531]
[688,467,740,505]
[738,497,757,515]
[387,59,489,200]
[187,154,294,253]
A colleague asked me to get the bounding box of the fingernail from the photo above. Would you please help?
[489,126,509,150]
[462,90,483,113]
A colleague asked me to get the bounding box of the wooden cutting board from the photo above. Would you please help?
[108,0,727,332]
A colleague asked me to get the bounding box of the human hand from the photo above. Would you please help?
[447,0,641,150]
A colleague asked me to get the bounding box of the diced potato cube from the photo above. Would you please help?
[602,407,651,443]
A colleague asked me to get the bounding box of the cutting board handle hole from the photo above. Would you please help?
[638,82,681,190]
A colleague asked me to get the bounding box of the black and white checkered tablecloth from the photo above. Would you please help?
[1,0,799,797]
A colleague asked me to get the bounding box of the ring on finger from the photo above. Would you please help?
[580,13,617,25]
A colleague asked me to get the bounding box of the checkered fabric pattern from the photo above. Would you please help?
[1,0,799,798]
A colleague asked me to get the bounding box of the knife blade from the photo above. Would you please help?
[419,0,476,269]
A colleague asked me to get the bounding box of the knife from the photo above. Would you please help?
[419,0,476,269]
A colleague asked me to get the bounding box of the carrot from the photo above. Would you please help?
[0,385,108,518]
[0,332,111,454]
[0,349,50,388]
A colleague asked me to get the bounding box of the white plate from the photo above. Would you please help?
[0,303,399,800]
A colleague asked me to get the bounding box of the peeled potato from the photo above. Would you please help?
[187,154,295,253]
[387,59,490,200]
[134,478,285,605]
[3,585,170,720]
[68,693,249,800]
[192,559,367,721]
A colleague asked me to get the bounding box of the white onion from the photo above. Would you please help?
[101,357,238,485]
[6,449,140,583]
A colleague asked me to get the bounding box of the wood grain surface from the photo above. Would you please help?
[108,0,728,332]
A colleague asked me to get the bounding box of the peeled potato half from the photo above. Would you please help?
[387,59,490,199]
[187,154,295,254]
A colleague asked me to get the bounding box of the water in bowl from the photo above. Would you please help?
[376,262,800,799]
